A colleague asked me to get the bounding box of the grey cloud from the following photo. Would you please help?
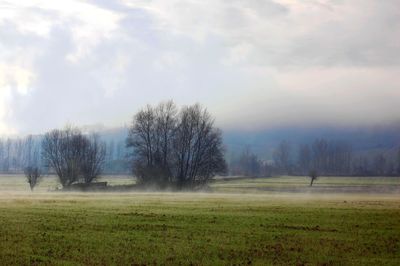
[1,0,400,135]
[244,0,289,17]
[284,1,400,67]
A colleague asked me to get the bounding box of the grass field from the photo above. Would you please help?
[0,175,399,265]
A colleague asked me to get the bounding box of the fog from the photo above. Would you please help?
[0,0,400,135]
[1,3,400,266]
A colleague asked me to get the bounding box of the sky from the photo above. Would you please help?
[0,0,399,135]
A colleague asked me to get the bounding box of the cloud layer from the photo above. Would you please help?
[0,0,399,134]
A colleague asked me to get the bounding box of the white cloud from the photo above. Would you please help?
[0,64,35,134]
[1,0,122,62]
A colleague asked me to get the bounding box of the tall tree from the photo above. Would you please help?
[4,138,11,173]
[127,103,166,184]
[312,139,329,174]
[273,140,291,174]
[80,135,106,184]
[172,104,226,187]
[373,154,386,176]
[298,144,311,175]
[231,147,261,177]
[397,148,400,176]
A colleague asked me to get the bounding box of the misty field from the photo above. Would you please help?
[0,175,399,265]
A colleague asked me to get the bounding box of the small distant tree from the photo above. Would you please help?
[24,166,41,191]
[308,169,318,187]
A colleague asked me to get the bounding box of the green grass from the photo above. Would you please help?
[0,175,399,265]
[211,176,400,194]
[213,175,400,187]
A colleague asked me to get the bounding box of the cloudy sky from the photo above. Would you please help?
[0,0,399,135]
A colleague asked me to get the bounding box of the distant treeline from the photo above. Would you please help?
[0,136,130,175]
[229,139,400,177]
[1,133,399,179]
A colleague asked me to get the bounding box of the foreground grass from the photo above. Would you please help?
[0,192,399,265]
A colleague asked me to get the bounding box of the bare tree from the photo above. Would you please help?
[23,135,34,168]
[154,101,178,182]
[127,104,164,184]
[326,140,352,175]
[172,104,226,188]
[373,154,386,176]
[24,166,42,191]
[42,128,82,187]
[397,148,400,176]
[352,156,371,176]
[4,138,11,173]
[385,161,395,176]
[308,170,318,187]
[273,140,291,174]
[42,127,105,187]
[0,140,3,173]
[298,144,311,175]
[80,135,106,184]
[230,147,261,177]
[312,139,329,174]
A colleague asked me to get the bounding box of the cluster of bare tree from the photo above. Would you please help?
[229,138,400,178]
[268,139,354,176]
[296,139,352,176]
[0,136,41,174]
[126,101,226,189]
[0,135,129,175]
[273,140,292,174]
[103,139,130,174]
[272,139,400,177]
[41,127,106,188]
[352,151,400,176]
[0,136,43,190]
[229,147,270,177]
